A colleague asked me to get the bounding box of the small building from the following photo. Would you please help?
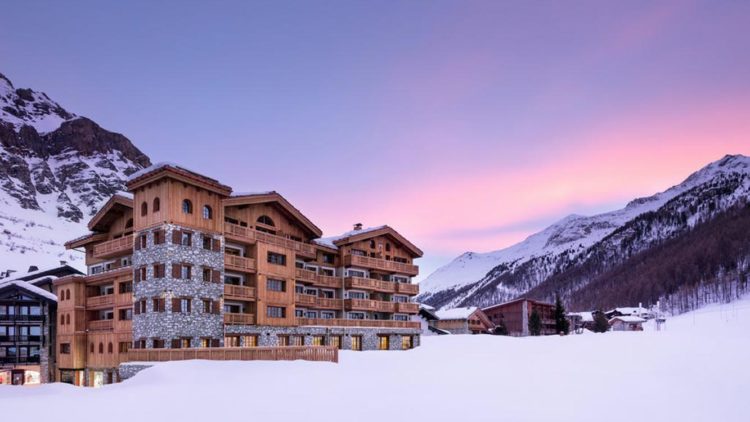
[609,316,646,331]
[605,306,653,320]
[433,307,493,334]
[483,298,556,336]
[412,304,447,335]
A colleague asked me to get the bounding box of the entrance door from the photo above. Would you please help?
[11,370,24,385]
[351,335,362,351]
[92,371,104,388]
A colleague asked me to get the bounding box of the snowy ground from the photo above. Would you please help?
[3,299,750,422]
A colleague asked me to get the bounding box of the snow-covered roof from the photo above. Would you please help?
[126,162,182,182]
[114,190,134,199]
[230,191,275,197]
[610,316,646,323]
[568,312,594,322]
[314,225,388,249]
[0,279,58,302]
[436,306,478,320]
[607,307,648,316]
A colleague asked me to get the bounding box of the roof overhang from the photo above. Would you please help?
[331,226,423,257]
[224,192,322,238]
[65,232,109,249]
[87,194,134,232]
[127,163,232,196]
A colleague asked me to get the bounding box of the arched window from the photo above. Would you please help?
[99,343,104,354]
[202,205,213,220]
[125,218,133,229]
[257,215,275,227]
[153,197,160,212]
[60,315,65,325]
[90,343,94,354]
[108,342,113,354]
[182,199,193,214]
[66,314,70,325]
[66,289,71,300]
[141,202,148,217]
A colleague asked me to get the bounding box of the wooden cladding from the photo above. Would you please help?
[296,318,420,329]
[224,284,257,300]
[345,298,396,313]
[92,235,133,259]
[124,346,338,364]
[224,255,256,272]
[224,222,316,257]
[295,268,341,288]
[295,294,342,310]
[344,254,419,276]
[87,319,114,331]
[224,313,256,325]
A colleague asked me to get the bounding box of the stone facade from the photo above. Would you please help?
[132,224,225,347]
[118,363,153,381]
[225,325,421,351]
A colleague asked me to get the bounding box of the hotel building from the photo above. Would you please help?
[55,163,422,386]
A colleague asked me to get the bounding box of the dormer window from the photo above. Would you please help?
[140,202,148,217]
[153,197,160,213]
[203,205,213,220]
[182,199,193,214]
[257,215,274,227]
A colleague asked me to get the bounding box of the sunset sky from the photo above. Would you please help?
[2,1,749,280]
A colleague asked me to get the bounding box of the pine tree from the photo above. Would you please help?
[554,294,570,335]
[593,312,609,333]
[529,309,542,336]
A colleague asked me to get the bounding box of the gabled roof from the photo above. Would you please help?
[0,279,58,302]
[87,193,133,232]
[127,162,232,196]
[609,316,646,324]
[315,225,423,257]
[223,191,322,238]
[436,306,479,320]
[10,265,83,282]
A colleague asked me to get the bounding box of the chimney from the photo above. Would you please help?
[28,265,39,273]
[60,260,68,266]
[353,223,363,231]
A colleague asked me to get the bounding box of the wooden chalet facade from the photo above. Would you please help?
[433,307,494,334]
[482,298,556,336]
[55,163,423,386]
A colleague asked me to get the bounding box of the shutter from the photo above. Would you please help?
[185,231,192,247]
[211,339,220,348]
[171,339,180,349]
[134,237,141,250]
[212,270,221,284]
[134,268,141,283]
[172,229,181,244]
[172,298,181,312]
[134,304,140,315]
[212,238,221,252]
[159,299,165,312]
[172,263,181,279]
[212,301,220,315]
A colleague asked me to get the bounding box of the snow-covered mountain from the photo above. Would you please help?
[0,72,150,274]
[418,154,750,310]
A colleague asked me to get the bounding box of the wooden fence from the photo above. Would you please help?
[124,346,338,364]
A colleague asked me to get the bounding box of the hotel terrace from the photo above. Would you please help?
[55,163,422,386]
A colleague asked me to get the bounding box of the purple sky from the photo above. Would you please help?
[2,1,749,280]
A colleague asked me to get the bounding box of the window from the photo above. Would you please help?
[370,240,376,248]
[181,232,192,246]
[305,311,318,318]
[295,309,304,318]
[225,335,240,347]
[278,335,289,347]
[202,205,213,220]
[182,199,193,214]
[386,243,392,252]
[290,335,304,346]
[348,291,366,299]
[266,306,286,318]
[153,197,160,212]
[152,339,165,349]
[323,254,335,264]
[401,336,413,350]
[266,278,286,292]
[139,234,147,249]
[108,342,113,354]
[348,312,365,320]
[125,218,133,229]
[351,249,366,256]
[66,314,70,325]
[242,335,258,347]
[59,314,65,326]
[328,335,342,349]
[60,343,71,354]
[180,264,192,279]
[393,295,408,303]
[140,201,148,216]
[99,343,104,354]
[202,268,212,282]
[321,311,335,319]
[257,215,275,226]
[153,264,165,278]
[179,298,191,313]
[119,282,132,294]
[119,309,133,321]
[119,342,131,353]
[351,336,362,351]
[347,269,366,278]
[267,252,286,266]
[394,314,408,321]
[200,338,217,348]
[153,298,165,313]
[378,335,389,350]
[202,236,213,250]
[154,229,165,245]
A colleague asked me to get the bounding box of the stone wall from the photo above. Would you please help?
[118,363,153,381]
[132,224,225,347]
[225,325,421,351]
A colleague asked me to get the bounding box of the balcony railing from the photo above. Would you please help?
[224,284,256,300]
[345,276,397,293]
[87,319,114,331]
[223,313,256,325]
[92,235,133,259]
[224,222,257,243]
[254,231,317,258]
[86,294,114,309]
[295,295,343,310]
[295,294,317,306]
[396,283,419,295]
[295,268,341,288]
[125,346,338,364]
[115,292,133,308]
[395,302,419,313]
[344,299,395,313]
[0,357,41,365]
[344,254,418,276]
[85,266,132,283]
[297,318,420,330]
[224,255,256,272]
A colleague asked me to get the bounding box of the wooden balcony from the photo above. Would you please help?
[115,319,132,333]
[115,292,133,308]
[224,222,257,244]
[254,231,317,258]
[396,283,419,295]
[223,313,256,325]
[295,295,343,310]
[92,235,133,259]
[345,299,395,313]
[395,302,419,314]
[344,254,418,276]
[224,284,256,301]
[87,319,114,331]
[297,318,420,330]
[125,346,338,364]
[295,268,341,289]
[224,255,256,273]
[86,294,114,309]
[345,276,396,293]
[85,266,132,284]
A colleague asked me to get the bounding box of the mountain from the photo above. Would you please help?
[0,72,150,275]
[418,155,750,313]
